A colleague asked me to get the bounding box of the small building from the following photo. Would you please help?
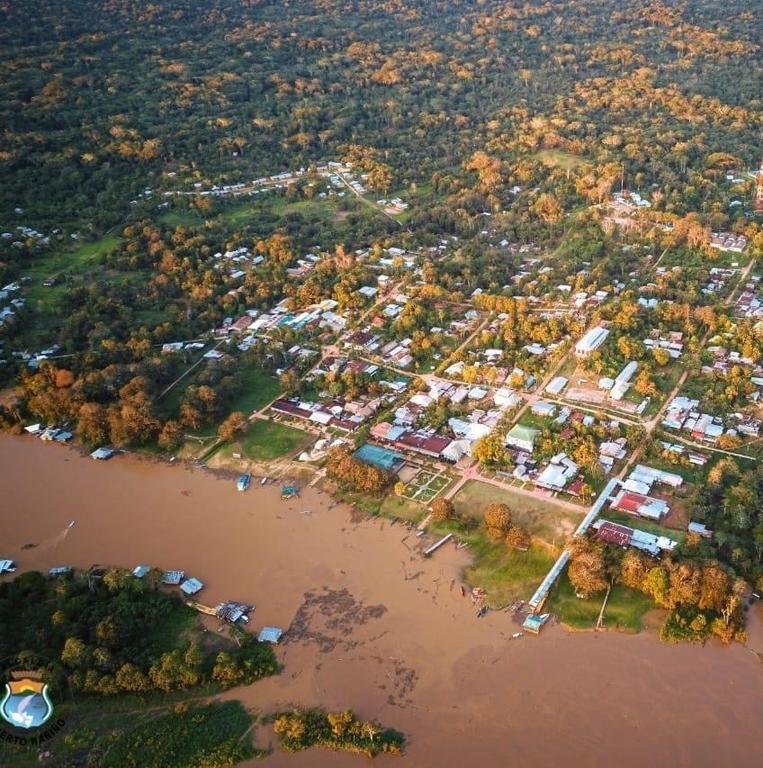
[215,601,252,624]
[545,376,568,396]
[494,388,521,409]
[611,489,669,520]
[258,626,284,643]
[90,447,115,460]
[688,521,713,539]
[594,519,677,556]
[180,577,204,596]
[162,570,185,585]
[534,457,578,492]
[506,424,540,453]
[531,401,556,418]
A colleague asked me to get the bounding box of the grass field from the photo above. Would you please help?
[158,208,205,228]
[452,480,583,546]
[548,575,653,632]
[226,364,281,414]
[535,149,589,171]
[379,493,428,523]
[463,537,556,607]
[236,420,312,461]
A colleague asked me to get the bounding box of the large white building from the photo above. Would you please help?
[575,326,609,357]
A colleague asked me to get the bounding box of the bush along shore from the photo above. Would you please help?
[272,708,405,757]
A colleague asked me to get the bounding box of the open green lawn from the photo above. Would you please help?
[548,575,653,632]
[453,480,583,546]
[236,419,311,461]
[220,194,341,224]
[463,537,556,608]
[158,208,205,227]
[379,493,427,523]
[226,364,281,414]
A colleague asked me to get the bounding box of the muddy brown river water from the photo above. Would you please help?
[1,434,762,767]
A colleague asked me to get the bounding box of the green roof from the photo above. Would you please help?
[507,424,540,443]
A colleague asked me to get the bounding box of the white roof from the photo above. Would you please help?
[546,376,568,395]
[575,326,609,353]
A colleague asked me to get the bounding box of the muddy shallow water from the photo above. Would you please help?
[1,434,762,768]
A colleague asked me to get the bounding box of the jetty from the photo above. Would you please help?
[423,532,453,557]
[528,477,621,612]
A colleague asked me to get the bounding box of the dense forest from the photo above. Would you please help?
[0,0,760,230]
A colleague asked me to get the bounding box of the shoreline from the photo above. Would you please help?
[2,433,763,767]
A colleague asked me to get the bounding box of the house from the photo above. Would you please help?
[594,519,677,556]
[575,326,609,357]
[395,431,452,459]
[506,424,539,453]
[545,376,568,396]
[180,577,204,596]
[688,521,713,538]
[494,387,521,409]
[534,455,578,491]
[230,315,256,333]
[441,440,470,463]
[90,447,115,460]
[162,570,185,585]
[531,401,556,418]
[611,489,669,520]
[258,627,284,643]
[630,464,683,489]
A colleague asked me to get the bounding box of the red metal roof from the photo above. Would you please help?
[597,521,633,547]
[395,432,451,456]
[612,491,647,514]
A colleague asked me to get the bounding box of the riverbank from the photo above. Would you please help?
[2,434,763,767]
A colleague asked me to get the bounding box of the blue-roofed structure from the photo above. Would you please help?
[180,577,204,596]
[258,626,284,643]
[354,443,405,472]
[162,569,185,585]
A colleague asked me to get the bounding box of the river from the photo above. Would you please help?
[1,434,762,767]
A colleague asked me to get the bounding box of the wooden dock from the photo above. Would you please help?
[423,533,453,557]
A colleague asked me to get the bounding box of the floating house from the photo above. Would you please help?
[215,601,252,624]
[258,627,284,643]
[180,577,204,596]
[162,570,185,585]
[90,447,116,460]
[48,566,73,577]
